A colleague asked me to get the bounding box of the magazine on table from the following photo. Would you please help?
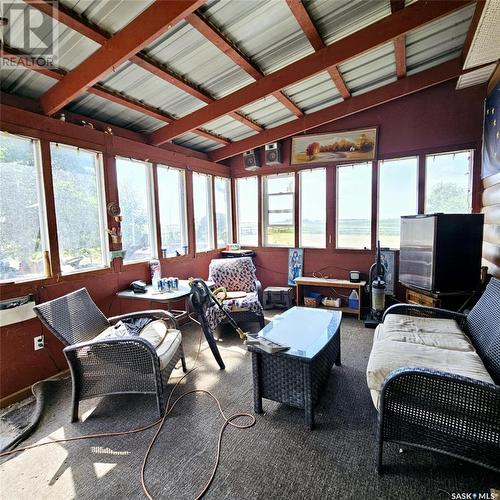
[245,334,289,354]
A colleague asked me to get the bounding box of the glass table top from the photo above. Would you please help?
[257,306,341,360]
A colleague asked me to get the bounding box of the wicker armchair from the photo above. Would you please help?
[33,288,186,422]
[376,278,500,473]
[208,257,265,329]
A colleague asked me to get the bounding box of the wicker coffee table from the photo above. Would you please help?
[248,307,341,429]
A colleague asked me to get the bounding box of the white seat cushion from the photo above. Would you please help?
[95,320,182,371]
[140,320,182,370]
[366,338,494,394]
[375,315,474,351]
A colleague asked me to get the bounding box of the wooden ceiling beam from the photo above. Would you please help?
[149,1,469,146]
[285,0,324,51]
[186,12,303,117]
[462,0,486,65]
[286,0,350,99]
[327,66,351,99]
[394,35,407,78]
[208,58,463,162]
[0,46,230,145]
[39,0,206,115]
[22,0,264,133]
[390,0,406,13]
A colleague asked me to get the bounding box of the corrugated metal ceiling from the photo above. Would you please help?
[0,0,480,154]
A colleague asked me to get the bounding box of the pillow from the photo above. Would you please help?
[139,319,169,349]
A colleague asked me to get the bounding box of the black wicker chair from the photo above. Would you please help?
[33,288,186,422]
[376,277,500,473]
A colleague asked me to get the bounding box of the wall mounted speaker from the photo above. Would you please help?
[243,149,260,171]
[264,142,281,165]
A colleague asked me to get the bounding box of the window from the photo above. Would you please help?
[0,132,49,282]
[157,165,188,257]
[116,157,155,262]
[300,169,326,248]
[378,157,418,249]
[236,176,258,246]
[425,150,472,214]
[214,177,232,248]
[263,173,295,247]
[51,143,107,273]
[336,162,372,249]
[192,172,214,252]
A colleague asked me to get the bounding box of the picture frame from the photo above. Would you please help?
[290,127,378,165]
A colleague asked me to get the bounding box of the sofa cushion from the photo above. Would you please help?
[375,315,474,351]
[95,320,182,371]
[366,339,494,394]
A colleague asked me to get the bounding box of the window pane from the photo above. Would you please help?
[236,177,258,246]
[193,172,214,252]
[51,143,106,273]
[157,166,188,257]
[264,174,295,247]
[337,162,372,249]
[0,132,47,282]
[378,157,418,249]
[116,157,154,262]
[425,151,471,214]
[300,169,326,248]
[215,177,232,248]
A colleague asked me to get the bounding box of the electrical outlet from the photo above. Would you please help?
[34,335,44,351]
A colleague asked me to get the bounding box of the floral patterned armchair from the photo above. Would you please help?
[207,257,265,330]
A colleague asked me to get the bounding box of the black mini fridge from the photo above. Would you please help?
[399,213,484,293]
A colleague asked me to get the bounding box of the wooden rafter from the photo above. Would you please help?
[286,0,350,99]
[40,0,205,115]
[149,1,469,146]
[462,0,486,65]
[22,0,264,133]
[394,35,407,79]
[186,12,303,117]
[390,0,406,13]
[286,0,324,51]
[208,58,463,162]
[0,46,230,145]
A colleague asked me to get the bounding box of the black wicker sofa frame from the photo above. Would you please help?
[377,277,500,474]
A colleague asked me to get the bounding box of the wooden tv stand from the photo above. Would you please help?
[294,277,366,319]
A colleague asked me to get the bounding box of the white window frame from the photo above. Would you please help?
[336,162,372,250]
[262,172,295,248]
[51,142,109,274]
[0,132,50,283]
[236,176,258,247]
[424,149,473,214]
[377,156,418,250]
[157,164,188,258]
[192,172,215,253]
[214,176,233,248]
[299,168,326,249]
[116,156,157,264]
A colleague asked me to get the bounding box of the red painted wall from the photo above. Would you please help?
[0,80,487,400]
[228,80,487,291]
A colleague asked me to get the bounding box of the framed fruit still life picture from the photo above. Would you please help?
[291,127,378,165]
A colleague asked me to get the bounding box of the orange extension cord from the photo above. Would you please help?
[0,329,256,499]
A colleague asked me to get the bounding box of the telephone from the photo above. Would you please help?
[130,280,147,293]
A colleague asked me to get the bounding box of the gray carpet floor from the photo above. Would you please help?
[1,312,499,500]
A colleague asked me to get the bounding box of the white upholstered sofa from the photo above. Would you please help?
[366,277,500,473]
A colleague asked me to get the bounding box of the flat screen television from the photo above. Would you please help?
[399,214,484,293]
